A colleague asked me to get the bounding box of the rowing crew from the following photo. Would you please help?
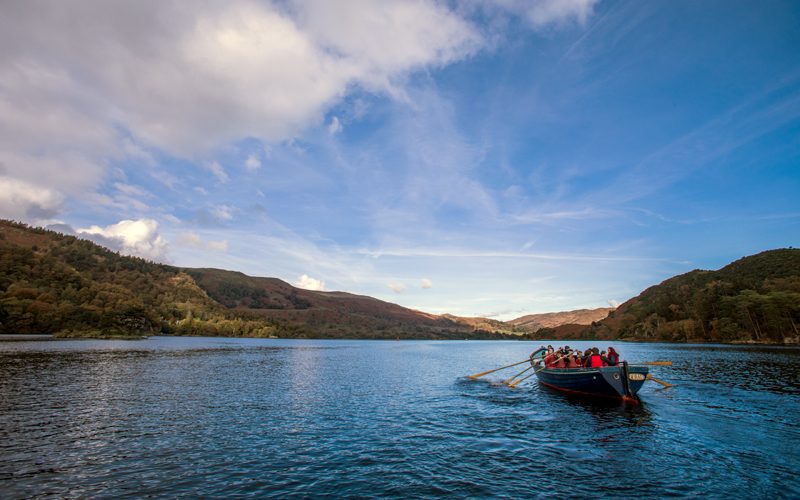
[533,345,621,369]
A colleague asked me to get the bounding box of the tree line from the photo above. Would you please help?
[596,250,800,343]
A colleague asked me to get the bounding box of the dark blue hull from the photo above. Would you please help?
[535,363,648,401]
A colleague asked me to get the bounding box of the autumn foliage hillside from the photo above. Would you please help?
[0,220,515,339]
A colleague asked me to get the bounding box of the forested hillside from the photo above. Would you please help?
[564,249,800,343]
[0,221,278,338]
[3,220,796,343]
[0,221,515,339]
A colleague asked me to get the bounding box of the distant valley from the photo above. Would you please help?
[508,308,614,332]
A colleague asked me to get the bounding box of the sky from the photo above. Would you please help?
[1,0,798,320]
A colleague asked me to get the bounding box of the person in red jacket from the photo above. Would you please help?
[565,351,580,368]
[543,347,556,367]
[588,347,610,368]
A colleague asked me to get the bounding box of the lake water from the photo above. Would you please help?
[1,337,798,498]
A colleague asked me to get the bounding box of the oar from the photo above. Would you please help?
[508,356,564,388]
[633,361,672,366]
[508,370,537,388]
[467,359,530,379]
[503,365,532,385]
[647,374,674,388]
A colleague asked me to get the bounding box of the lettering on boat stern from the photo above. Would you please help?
[628,373,646,381]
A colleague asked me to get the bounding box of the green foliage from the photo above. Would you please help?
[0,220,517,340]
[0,220,251,337]
[612,249,800,343]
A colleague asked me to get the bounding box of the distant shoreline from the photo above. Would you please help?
[0,333,798,346]
[0,334,56,341]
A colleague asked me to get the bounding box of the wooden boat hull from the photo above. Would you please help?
[535,363,649,401]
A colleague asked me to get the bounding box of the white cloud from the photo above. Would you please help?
[388,282,406,293]
[0,1,596,225]
[1,1,482,158]
[0,176,64,220]
[523,0,597,27]
[295,274,326,291]
[327,116,342,135]
[150,170,178,190]
[358,247,666,263]
[177,232,202,247]
[0,63,113,222]
[121,138,156,167]
[483,0,598,28]
[177,231,229,252]
[607,299,621,308]
[510,207,618,225]
[291,0,482,96]
[78,218,168,261]
[212,205,234,222]
[245,153,261,172]
[421,278,433,289]
[113,182,148,197]
[206,161,229,183]
[207,240,229,252]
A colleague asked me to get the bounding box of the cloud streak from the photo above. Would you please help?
[357,248,679,263]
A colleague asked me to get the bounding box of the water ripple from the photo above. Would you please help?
[1,338,798,498]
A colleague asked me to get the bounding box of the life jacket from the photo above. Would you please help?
[590,355,603,368]
[553,357,566,368]
[566,357,579,368]
[544,354,555,367]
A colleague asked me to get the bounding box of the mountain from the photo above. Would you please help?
[538,249,800,344]
[0,220,517,339]
[183,267,516,339]
[508,307,614,332]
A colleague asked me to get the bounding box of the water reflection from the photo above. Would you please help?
[537,383,655,426]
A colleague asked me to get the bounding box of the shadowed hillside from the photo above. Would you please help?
[539,249,800,344]
[184,267,517,339]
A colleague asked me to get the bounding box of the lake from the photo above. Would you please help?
[1,337,798,498]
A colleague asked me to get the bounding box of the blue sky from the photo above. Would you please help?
[1,0,798,319]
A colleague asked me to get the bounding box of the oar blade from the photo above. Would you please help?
[646,374,674,388]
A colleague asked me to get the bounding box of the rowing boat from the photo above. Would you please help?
[534,361,649,402]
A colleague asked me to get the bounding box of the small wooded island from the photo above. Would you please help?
[0,220,798,344]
